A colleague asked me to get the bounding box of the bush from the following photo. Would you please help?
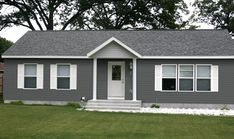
[66,102,81,108]
[221,105,229,110]
[150,104,160,108]
[10,100,24,105]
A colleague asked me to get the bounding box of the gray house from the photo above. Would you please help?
[2,30,234,110]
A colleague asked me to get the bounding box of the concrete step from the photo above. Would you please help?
[85,99,142,111]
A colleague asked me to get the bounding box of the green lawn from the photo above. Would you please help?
[0,104,234,139]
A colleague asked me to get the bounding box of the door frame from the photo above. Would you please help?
[107,61,125,99]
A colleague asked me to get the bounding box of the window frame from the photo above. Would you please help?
[195,64,212,92]
[178,64,194,92]
[23,63,38,89]
[56,63,71,90]
[161,64,177,92]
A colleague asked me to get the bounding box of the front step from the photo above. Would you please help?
[86,100,142,111]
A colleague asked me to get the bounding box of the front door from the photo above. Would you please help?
[108,61,125,99]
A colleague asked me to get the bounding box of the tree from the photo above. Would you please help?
[0,0,189,31]
[0,37,13,60]
[81,0,188,30]
[0,0,106,30]
[193,0,234,32]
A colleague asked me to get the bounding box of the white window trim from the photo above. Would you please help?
[178,64,194,92]
[56,63,72,90]
[195,64,212,92]
[23,63,38,90]
[161,64,177,92]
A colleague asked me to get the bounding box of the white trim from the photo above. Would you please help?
[2,55,89,59]
[107,61,125,99]
[50,64,57,89]
[132,58,137,101]
[87,37,141,58]
[36,64,44,89]
[70,64,77,90]
[161,64,177,92]
[93,58,97,100]
[178,64,194,92]
[4,55,234,59]
[211,65,219,92]
[142,56,234,59]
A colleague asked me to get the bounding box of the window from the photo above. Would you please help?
[162,65,177,91]
[196,65,211,91]
[24,64,37,88]
[112,65,121,80]
[179,65,194,91]
[57,65,70,89]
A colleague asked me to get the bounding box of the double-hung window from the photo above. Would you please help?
[24,64,37,88]
[196,65,211,91]
[162,65,177,91]
[155,64,218,92]
[179,65,194,91]
[57,65,70,89]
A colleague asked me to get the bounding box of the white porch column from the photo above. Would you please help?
[133,58,137,101]
[93,58,97,100]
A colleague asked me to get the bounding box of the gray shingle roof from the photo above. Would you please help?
[3,30,234,56]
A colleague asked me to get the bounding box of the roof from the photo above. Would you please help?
[3,30,234,57]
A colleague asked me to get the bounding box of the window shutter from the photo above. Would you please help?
[50,64,57,89]
[17,64,24,89]
[211,65,219,92]
[155,65,162,91]
[70,64,77,90]
[37,64,44,89]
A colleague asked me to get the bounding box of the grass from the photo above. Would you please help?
[0,104,234,139]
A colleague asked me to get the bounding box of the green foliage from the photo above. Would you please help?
[10,100,24,105]
[82,0,188,30]
[0,0,189,30]
[150,104,160,108]
[193,0,234,32]
[66,102,82,108]
[221,105,230,110]
[0,37,13,56]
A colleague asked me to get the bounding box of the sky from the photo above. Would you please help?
[0,0,214,42]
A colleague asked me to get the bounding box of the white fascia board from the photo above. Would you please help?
[2,55,89,59]
[87,37,142,58]
[142,56,234,59]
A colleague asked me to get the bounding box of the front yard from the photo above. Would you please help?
[0,104,234,139]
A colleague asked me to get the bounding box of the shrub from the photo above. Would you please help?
[10,100,24,105]
[66,102,81,108]
[150,104,160,108]
[221,105,229,110]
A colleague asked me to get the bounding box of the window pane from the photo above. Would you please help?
[180,65,193,77]
[162,65,176,77]
[197,65,211,78]
[24,77,36,88]
[25,64,36,76]
[197,79,210,91]
[57,77,70,89]
[162,79,176,91]
[112,65,121,80]
[57,65,70,76]
[179,79,193,91]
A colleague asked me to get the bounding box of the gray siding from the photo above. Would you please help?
[137,59,234,104]
[97,59,132,100]
[3,59,93,101]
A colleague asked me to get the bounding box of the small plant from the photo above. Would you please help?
[66,102,81,108]
[150,104,160,108]
[10,100,24,105]
[221,105,229,110]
